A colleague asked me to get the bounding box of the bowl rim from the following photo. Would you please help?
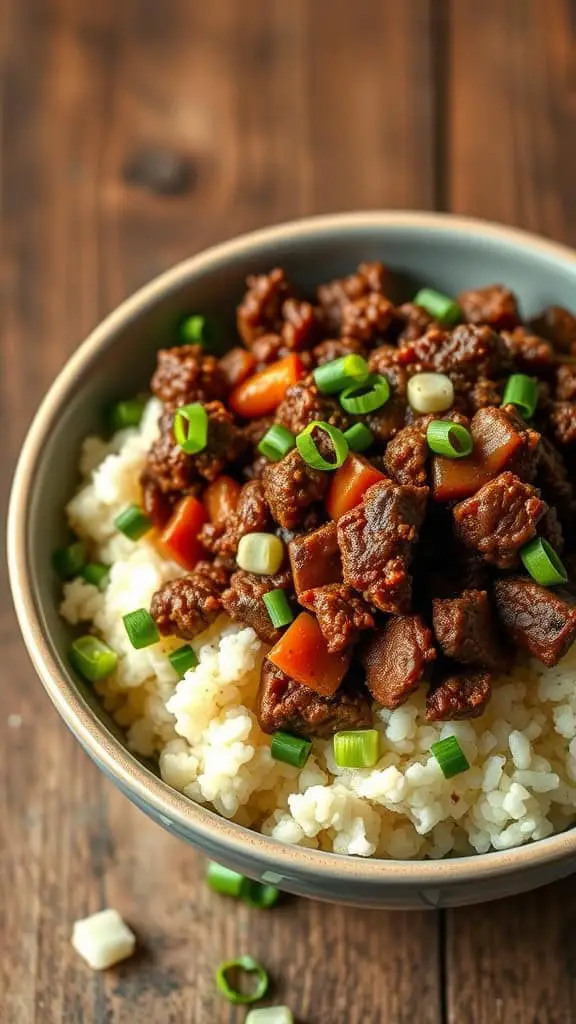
[9,209,576,887]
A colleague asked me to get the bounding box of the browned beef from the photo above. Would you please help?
[368,344,401,375]
[361,615,436,708]
[151,344,228,409]
[280,297,320,351]
[536,436,576,530]
[237,268,293,346]
[397,324,508,380]
[275,375,350,436]
[497,404,541,482]
[299,584,374,653]
[257,659,372,738]
[458,284,520,331]
[500,327,555,372]
[426,670,492,721]
[341,293,395,344]
[494,577,576,667]
[199,479,270,560]
[364,355,409,442]
[432,590,510,671]
[221,568,293,644]
[140,472,175,528]
[275,506,325,546]
[190,401,247,482]
[555,364,576,402]
[144,411,198,496]
[540,507,565,552]
[383,423,429,487]
[150,562,230,639]
[530,305,576,352]
[251,333,285,366]
[313,337,367,364]
[469,378,502,411]
[395,302,434,342]
[263,448,329,530]
[550,402,576,446]
[288,522,342,594]
[337,479,428,613]
[316,261,387,332]
[453,472,547,568]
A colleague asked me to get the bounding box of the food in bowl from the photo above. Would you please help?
[57,260,576,860]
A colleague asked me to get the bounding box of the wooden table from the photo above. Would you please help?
[2,2,576,1021]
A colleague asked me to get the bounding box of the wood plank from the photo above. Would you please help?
[446,3,576,1022]
[0,1,442,1022]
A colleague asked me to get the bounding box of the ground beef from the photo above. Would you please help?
[337,479,428,613]
[250,333,285,366]
[140,472,176,528]
[263,448,330,530]
[432,590,510,671]
[453,471,547,568]
[280,297,319,351]
[150,562,230,639]
[221,568,293,644]
[237,268,293,347]
[365,355,409,442]
[550,402,576,446]
[312,337,368,365]
[275,375,350,436]
[199,479,270,560]
[368,344,400,375]
[288,522,342,594]
[191,401,247,482]
[530,305,576,352]
[500,327,555,372]
[555,364,576,402]
[426,670,492,721]
[494,577,576,667]
[383,423,429,486]
[144,411,199,496]
[341,293,395,344]
[218,346,257,387]
[395,302,434,342]
[151,345,228,409]
[257,659,372,738]
[316,261,387,332]
[299,584,374,653]
[361,615,436,708]
[469,378,502,411]
[275,505,325,545]
[397,324,508,380]
[458,284,520,331]
[536,436,576,530]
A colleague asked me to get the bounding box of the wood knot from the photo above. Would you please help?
[122,147,196,197]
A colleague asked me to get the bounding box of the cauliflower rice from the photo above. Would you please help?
[60,399,576,858]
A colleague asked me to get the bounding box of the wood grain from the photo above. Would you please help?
[0,1,441,1022]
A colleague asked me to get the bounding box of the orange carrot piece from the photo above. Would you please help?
[326,454,386,520]
[229,354,304,418]
[158,495,207,571]
[267,612,351,696]
[203,475,241,526]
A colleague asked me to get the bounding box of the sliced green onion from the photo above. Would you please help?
[333,729,379,768]
[180,314,212,345]
[246,1006,294,1024]
[122,608,160,649]
[296,420,349,471]
[413,288,462,326]
[81,562,110,589]
[237,533,285,575]
[502,374,538,419]
[109,397,147,433]
[426,419,473,459]
[271,731,311,768]
[206,861,246,898]
[339,374,390,415]
[431,736,470,779]
[520,537,568,586]
[258,424,295,461]
[173,403,208,454]
[53,541,86,580]
[263,590,293,629]
[169,644,198,676]
[215,956,269,1005]
[241,880,281,909]
[114,505,152,541]
[313,354,369,394]
[70,636,118,682]
[344,422,374,453]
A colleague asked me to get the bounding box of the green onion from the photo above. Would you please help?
[313,354,369,395]
[173,403,208,455]
[53,541,86,580]
[426,419,473,459]
[502,374,538,419]
[296,420,349,471]
[263,590,293,629]
[344,422,374,453]
[169,644,198,677]
[246,1006,294,1024]
[236,533,285,575]
[339,374,390,415]
[206,861,246,898]
[110,397,147,433]
[122,608,160,649]
[520,537,568,586]
[413,288,462,326]
[70,636,118,682]
[114,505,152,541]
[81,562,110,589]
[333,729,379,768]
[258,424,295,462]
[271,731,311,768]
[180,314,212,345]
[241,880,281,909]
[215,956,269,1005]
[431,736,470,779]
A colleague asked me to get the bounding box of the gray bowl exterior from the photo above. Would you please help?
[9,212,576,909]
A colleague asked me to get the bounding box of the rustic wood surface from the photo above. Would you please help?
[2,1,576,1021]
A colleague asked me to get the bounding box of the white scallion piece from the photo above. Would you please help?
[246,1007,294,1024]
[407,372,455,414]
[236,532,285,575]
[71,908,136,970]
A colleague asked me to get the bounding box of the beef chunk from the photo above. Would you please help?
[337,479,428,613]
[426,670,492,721]
[469,378,502,411]
[458,284,520,331]
[190,401,247,482]
[140,472,175,528]
[151,344,228,409]
[397,324,508,380]
[536,436,576,530]
[555,364,576,402]
[237,268,292,346]
[150,562,229,639]
[275,505,325,545]
[432,590,510,671]
[361,615,436,708]
[530,305,576,353]
[199,479,270,559]
[289,522,342,594]
[500,327,555,372]
[312,337,367,365]
[281,297,319,351]
[365,355,409,442]
[494,577,576,667]
[251,333,285,366]
[550,402,576,446]
[221,568,292,644]
[540,507,565,553]
[145,403,246,495]
[218,346,257,388]
[275,375,350,436]
[257,659,372,738]
[144,411,198,496]
[395,302,434,342]
[341,293,395,344]
[316,261,387,332]
[383,423,429,486]
[263,448,329,529]
[299,584,374,653]
[453,472,547,568]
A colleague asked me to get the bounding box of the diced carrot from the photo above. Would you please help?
[432,408,524,501]
[326,454,387,520]
[157,495,207,570]
[267,612,351,696]
[203,475,241,526]
[229,354,304,419]
[218,347,256,389]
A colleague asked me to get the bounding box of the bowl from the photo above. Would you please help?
[9,210,576,909]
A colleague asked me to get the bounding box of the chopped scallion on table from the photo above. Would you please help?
[431,736,470,779]
[241,880,281,909]
[502,373,538,419]
[339,374,390,414]
[413,287,462,326]
[173,402,208,454]
[53,541,86,580]
[70,636,118,682]
[246,1006,294,1024]
[426,419,473,459]
[313,354,369,394]
[206,862,246,898]
[257,424,295,461]
[296,420,349,470]
[271,731,311,768]
[333,729,379,769]
[114,505,152,541]
[122,608,160,649]
[520,536,568,586]
[168,644,198,677]
[109,397,147,432]
[343,422,374,453]
[180,314,212,345]
[263,590,293,629]
[215,956,269,1004]
[236,532,285,575]
[81,562,110,589]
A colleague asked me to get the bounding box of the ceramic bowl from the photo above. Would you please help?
[9,211,576,908]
